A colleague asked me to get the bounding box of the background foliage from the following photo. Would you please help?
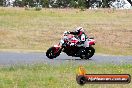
[0,0,113,8]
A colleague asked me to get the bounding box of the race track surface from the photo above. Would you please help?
[0,52,132,66]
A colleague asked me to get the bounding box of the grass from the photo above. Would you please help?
[0,63,131,88]
[0,7,132,55]
[0,7,131,88]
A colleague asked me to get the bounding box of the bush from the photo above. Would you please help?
[69,0,78,8]
[80,6,86,11]
[102,0,109,8]
[78,0,86,8]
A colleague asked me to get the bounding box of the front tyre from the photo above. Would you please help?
[46,47,61,59]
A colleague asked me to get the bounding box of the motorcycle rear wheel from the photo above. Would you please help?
[87,46,95,58]
[80,46,95,60]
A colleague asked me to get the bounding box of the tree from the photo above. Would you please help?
[41,0,49,7]
[102,0,109,8]
[0,0,3,6]
[78,0,86,8]
[13,0,24,7]
[70,0,78,8]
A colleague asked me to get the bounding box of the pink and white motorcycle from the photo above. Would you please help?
[46,32,95,60]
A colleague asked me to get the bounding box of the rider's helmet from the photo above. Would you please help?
[75,27,84,33]
[63,31,68,36]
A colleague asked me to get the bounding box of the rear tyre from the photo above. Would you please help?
[80,46,95,60]
[87,46,95,58]
[46,47,61,59]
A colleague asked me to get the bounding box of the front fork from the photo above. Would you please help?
[53,46,62,54]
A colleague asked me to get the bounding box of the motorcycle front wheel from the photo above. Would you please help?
[46,47,61,59]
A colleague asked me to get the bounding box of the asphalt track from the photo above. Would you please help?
[0,52,132,66]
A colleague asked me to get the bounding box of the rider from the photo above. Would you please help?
[68,27,89,47]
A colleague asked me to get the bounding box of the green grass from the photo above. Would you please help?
[0,7,132,55]
[0,63,132,88]
[0,8,131,88]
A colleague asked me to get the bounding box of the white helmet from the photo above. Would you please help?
[63,31,68,36]
[76,27,84,32]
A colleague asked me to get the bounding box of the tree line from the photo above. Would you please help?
[0,0,131,8]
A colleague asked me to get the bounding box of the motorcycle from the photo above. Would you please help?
[46,32,95,60]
